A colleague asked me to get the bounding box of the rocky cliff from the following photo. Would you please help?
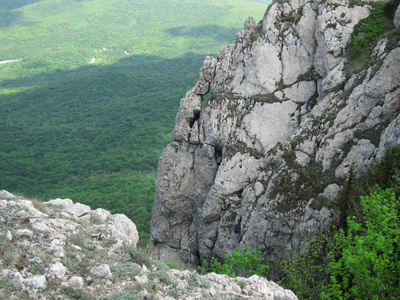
[149,0,400,272]
[0,190,297,299]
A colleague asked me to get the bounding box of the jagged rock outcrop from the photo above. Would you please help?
[149,0,400,272]
[0,191,297,299]
[395,3,400,27]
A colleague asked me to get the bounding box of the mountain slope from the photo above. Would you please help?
[0,0,270,238]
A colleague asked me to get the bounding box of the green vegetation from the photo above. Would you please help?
[326,185,400,300]
[0,277,25,299]
[0,0,269,239]
[281,183,400,300]
[198,247,269,278]
[348,2,387,57]
[100,290,141,300]
[346,0,400,75]
[281,231,332,299]
[61,287,91,300]
[280,146,400,299]
[194,147,400,299]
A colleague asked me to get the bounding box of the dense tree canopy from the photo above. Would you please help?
[0,0,269,239]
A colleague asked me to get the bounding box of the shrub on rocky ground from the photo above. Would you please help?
[0,191,297,299]
[280,147,400,300]
[198,247,269,278]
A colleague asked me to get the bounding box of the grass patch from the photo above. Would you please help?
[61,287,92,300]
[31,199,49,214]
[100,290,141,300]
[70,232,87,249]
[0,277,24,298]
[252,93,281,103]
[345,0,399,76]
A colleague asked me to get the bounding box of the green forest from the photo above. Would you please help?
[0,0,269,240]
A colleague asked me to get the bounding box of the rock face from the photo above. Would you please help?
[395,3,400,27]
[149,0,400,271]
[0,191,297,299]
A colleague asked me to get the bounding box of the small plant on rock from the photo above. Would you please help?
[61,287,91,300]
[348,2,386,57]
[31,199,49,214]
[70,232,87,249]
[100,290,141,300]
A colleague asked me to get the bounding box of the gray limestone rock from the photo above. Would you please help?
[68,276,84,288]
[244,16,256,31]
[11,271,24,283]
[323,184,341,201]
[49,244,65,258]
[149,0,400,274]
[335,139,376,179]
[6,230,12,241]
[89,208,111,223]
[0,193,241,299]
[89,264,113,280]
[0,190,16,199]
[377,113,400,159]
[284,81,317,103]
[395,4,400,28]
[45,198,73,208]
[322,60,346,93]
[23,275,48,292]
[48,262,67,279]
[109,214,139,247]
[66,202,91,219]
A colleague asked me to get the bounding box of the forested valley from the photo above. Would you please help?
[0,0,269,241]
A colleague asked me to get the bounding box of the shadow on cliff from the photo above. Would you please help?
[165,25,240,45]
[0,51,208,193]
[0,52,207,92]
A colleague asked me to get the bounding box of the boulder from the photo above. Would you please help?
[90,264,113,280]
[109,214,139,247]
[68,276,84,288]
[23,275,48,292]
[0,190,16,199]
[48,262,67,279]
[90,208,111,223]
[45,198,73,208]
[15,229,33,240]
[66,203,91,219]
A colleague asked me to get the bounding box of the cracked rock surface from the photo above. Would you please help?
[149,0,400,273]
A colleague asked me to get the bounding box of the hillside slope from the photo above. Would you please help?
[149,0,400,274]
[0,190,297,299]
[0,0,269,239]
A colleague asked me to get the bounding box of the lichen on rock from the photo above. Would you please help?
[0,191,296,299]
[149,0,400,277]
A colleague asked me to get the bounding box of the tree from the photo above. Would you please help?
[325,184,400,300]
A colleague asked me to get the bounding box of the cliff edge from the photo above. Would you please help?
[0,190,297,299]
[149,0,400,272]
